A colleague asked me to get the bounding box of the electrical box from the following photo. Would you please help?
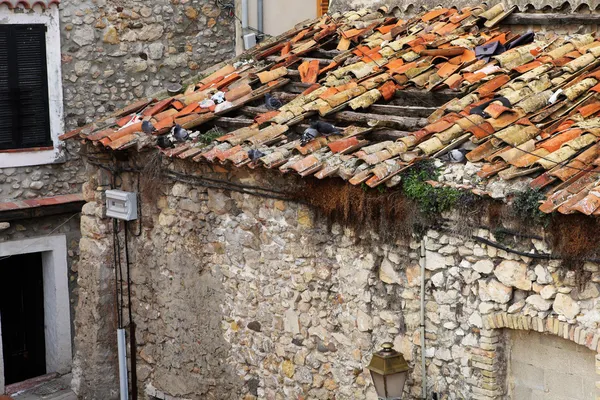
[243,33,257,50]
[106,190,138,221]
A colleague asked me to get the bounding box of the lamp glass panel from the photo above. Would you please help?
[385,372,407,399]
[370,371,387,399]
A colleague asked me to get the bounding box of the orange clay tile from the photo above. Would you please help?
[175,113,201,126]
[477,75,511,97]
[197,76,224,91]
[411,129,431,143]
[390,61,417,75]
[154,109,179,121]
[291,28,310,43]
[529,172,556,189]
[484,103,512,119]
[540,129,583,152]
[437,62,461,79]
[551,57,574,67]
[281,42,291,57]
[215,73,240,90]
[319,61,338,75]
[590,83,600,93]
[116,114,135,127]
[86,129,114,142]
[171,100,185,110]
[467,121,495,140]
[255,111,279,125]
[565,50,583,59]
[376,24,395,34]
[143,98,174,117]
[463,72,487,84]
[578,102,600,118]
[385,58,405,71]
[108,134,137,150]
[175,102,201,118]
[151,116,174,132]
[378,80,397,101]
[435,23,459,36]
[450,11,471,23]
[328,137,360,153]
[109,122,143,140]
[216,145,243,162]
[341,28,363,39]
[302,84,322,96]
[176,147,204,160]
[571,190,600,215]
[513,60,543,73]
[298,60,320,84]
[421,8,448,22]
[58,126,84,141]
[444,74,463,89]
[319,87,340,100]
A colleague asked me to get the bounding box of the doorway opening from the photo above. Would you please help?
[0,252,47,385]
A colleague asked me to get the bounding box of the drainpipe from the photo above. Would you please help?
[241,0,249,33]
[257,0,264,35]
[117,329,129,400]
[419,238,427,399]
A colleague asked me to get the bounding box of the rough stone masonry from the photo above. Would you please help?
[74,153,600,399]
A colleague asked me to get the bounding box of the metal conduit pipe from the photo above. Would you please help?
[257,0,264,35]
[241,0,249,31]
[420,238,427,399]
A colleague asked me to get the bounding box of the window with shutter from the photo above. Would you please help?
[317,0,329,17]
[0,24,51,150]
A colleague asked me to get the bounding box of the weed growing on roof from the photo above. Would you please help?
[512,188,548,226]
[200,127,224,145]
[400,160,461,217]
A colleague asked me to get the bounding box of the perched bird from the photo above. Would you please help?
[171,124,189,142]
[248,149,266,162]
[300,128,319,147]
[141,120,157,134]
[311,121,341,136]
[265,93,283,110]
[157,135,174,149]
[440,149,469,163]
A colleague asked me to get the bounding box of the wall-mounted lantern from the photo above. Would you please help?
[367,342,410,400]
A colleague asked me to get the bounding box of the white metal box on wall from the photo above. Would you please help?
[105,190,138,221]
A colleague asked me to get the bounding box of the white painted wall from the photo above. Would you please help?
[0,5,65,168]
[0,235,72,394]
[247,0,317,37]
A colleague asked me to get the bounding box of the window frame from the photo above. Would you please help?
[0,7,65,168]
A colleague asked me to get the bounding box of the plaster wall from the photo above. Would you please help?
[247,0,317,36]
[507,330,597,399]
[73,159,600,400]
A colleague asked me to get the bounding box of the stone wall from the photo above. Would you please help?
[0,0,235,204]
[74,154,600,399]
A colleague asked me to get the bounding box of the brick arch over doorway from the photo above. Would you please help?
[468,312,600,399]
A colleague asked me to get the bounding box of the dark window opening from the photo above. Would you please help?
[0,252,46,385]
[0,24,52,150]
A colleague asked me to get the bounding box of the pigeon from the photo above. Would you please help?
[265,93,283,110]
[171,124,189,142]
[311,121,341,136]
[248,149,266,162]
[440,149,469,163]
[300,128,319,147]
[157,135,174,149]
[142,120,157,134]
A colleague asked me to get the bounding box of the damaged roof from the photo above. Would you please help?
[61,4,600,216]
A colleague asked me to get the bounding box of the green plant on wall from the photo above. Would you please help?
[400,159,461,217]
[512,187,548,226]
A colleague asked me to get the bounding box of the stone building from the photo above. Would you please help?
[0,0,236,395]
[11,2,600,400]
[59,3,600,400]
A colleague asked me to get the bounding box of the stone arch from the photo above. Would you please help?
[468,312,600,399]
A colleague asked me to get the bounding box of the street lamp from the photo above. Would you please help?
[367,342,410,400]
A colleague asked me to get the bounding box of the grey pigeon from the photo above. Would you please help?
[265,93,283,110]
[439,148,469,163]
[157,135,174,149]
[142,120,157,134]
[171,124,189,142]
[300,128,319,147]
[311,121,341,136]
[248,149,266,161]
